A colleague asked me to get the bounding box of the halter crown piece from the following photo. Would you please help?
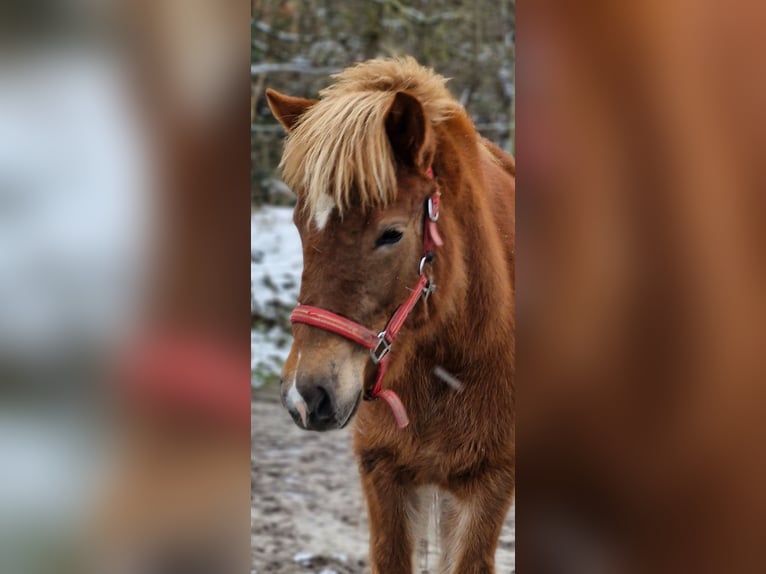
[290,166,443,429]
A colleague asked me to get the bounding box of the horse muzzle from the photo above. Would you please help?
[281,373,361,431]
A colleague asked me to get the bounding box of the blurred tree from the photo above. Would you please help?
[251,0,514,206]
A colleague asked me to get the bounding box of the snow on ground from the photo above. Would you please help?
[251,206,302,387]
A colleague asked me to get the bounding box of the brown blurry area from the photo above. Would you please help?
[518,1,766,573]
[91,1,251,573]
[118,0,249,333]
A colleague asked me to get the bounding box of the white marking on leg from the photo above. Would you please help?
[438,492,475,574]
[408,486,436,573]
[313,193,335,230]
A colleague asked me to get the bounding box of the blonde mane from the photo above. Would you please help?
[279,57,462,221]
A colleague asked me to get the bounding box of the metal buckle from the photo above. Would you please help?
[370,331,391,364]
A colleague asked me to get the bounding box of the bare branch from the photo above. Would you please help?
[252,20,302,43]
[251,63,341,77]
[251,124,286,134]
[475,122,511,134]
[370,0,463,25]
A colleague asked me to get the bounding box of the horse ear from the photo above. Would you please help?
[266,88,317,132]
[385,91,430,169]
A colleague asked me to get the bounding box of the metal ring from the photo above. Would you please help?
[418,252,435,275]
[418,251,434,275]
[427,197,440,222]
[418,256,427,276]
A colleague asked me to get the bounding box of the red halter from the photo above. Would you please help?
[290,167,443,429]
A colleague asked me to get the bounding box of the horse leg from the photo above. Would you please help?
[438,470,514,574]
[358,451,424,574]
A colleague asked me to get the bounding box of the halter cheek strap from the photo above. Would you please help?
[290,167,443,429]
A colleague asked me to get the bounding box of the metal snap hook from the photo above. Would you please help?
[422,280,436,301]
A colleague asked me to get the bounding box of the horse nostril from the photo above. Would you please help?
[295,377,338,429]
[314,386,335,422]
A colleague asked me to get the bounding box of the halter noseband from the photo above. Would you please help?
[290,166,443,429]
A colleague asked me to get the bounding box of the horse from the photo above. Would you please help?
[266,56,515,574]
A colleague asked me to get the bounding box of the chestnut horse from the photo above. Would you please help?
[267,57,514,574]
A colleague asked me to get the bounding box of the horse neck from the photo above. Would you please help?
[429,157,514,366]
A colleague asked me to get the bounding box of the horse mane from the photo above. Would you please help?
[279,56,463,220]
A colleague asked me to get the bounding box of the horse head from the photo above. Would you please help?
[267,85,439,431]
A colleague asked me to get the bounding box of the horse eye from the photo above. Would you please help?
[375,229,404,248]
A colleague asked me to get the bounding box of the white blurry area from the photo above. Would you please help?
[0,51,153,574]
[0,0,251,571]
[0,54,152,360]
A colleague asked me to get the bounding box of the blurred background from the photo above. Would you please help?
[250,1,515,572]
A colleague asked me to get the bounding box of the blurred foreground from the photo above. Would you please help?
[518,1,766,572]
[0,1,250,573]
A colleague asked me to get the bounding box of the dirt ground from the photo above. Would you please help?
[252,387,515,574]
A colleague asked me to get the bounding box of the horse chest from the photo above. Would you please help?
[364,421,490,487]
